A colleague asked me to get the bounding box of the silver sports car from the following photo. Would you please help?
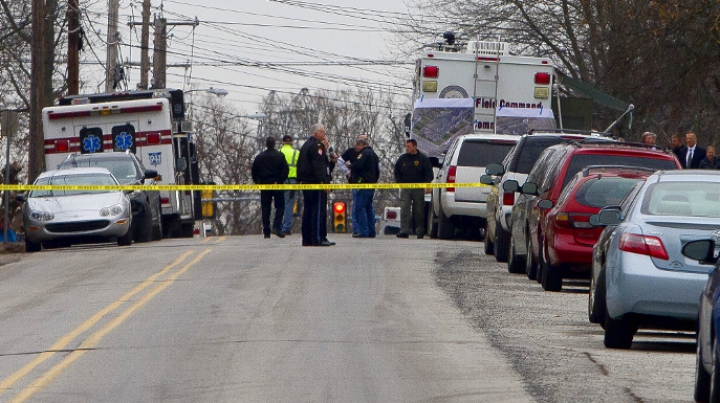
[19,167,133,252]
[591,170,720,348]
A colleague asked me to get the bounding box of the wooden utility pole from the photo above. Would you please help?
[67,0,79,95]
[105,0,119,92]
[29,0,47,183]
[152,17,167,89]
[138,0,151,89]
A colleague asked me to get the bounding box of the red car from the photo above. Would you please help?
[540,166,657,291]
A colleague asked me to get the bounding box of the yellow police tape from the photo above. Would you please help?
[0,182,490,191]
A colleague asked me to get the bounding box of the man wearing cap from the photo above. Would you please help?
[280,134,300,235]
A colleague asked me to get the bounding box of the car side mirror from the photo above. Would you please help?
[144,169,158,179]
[429,156,443,168]
[15,194,26,203]
[503,180,520,192]
[682,240,718,264]
[538,199,553,209]
[485,163,505,176]
[596,208,622,225]
[521,182,538,195]
[480,174,497,185]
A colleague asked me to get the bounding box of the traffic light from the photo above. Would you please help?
[333,201,347,233]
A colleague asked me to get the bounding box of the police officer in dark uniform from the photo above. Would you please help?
[297,123,337,246]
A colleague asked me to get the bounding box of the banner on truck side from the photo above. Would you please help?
[411,98,474,157]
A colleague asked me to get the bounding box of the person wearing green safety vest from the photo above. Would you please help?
[280,134,300,235]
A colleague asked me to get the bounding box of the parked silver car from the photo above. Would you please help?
[590,170,720,348]
[19,168,133,252]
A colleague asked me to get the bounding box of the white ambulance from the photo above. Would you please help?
[42,90,199,238]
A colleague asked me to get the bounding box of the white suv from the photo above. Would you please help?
[428,133,520,239]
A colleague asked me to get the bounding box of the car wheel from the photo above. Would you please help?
[507,232,526,274]
[696,338,711,402]
[540,245,562,292]
[710,339,720,403]
[525,231,538,280]
[134,211,153,243]
[117,228,133,246]
[25,238,41,253]
[604,311,637,349]
[181,222,194,238]
[484,220,494,255]
[588,270,607,327]
[428,203,438,239]
[437,201,454,240]
[495,223,510,262]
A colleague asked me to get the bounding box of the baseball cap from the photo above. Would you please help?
[282,135,293,142]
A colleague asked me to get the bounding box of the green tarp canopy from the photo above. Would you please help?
[556,70,629,112]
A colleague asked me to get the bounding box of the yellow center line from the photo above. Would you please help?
[200,236,213,244]
[0,250,195,396]
[8,248,212,403]
[215,236,226,244]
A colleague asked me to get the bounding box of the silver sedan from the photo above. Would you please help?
[591,170,720,348]
[19,167,133,252]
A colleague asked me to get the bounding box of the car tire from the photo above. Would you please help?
[181,222,194,238]
[540,245,562,292]
[134,211,153,243]
[117,228,133,246]
[494,224,510,262]
[525,231,538,280]
[709,339,720,403]
[437,201,454,240]
[25,238,41,253]
[604,311,637,349]
[484,220,494,255]
[428,200,438,239]
[695,339,711,403]
[507,232,526,274]
[588,270,607,327]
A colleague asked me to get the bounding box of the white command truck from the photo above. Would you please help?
[411,36,557,156]
[42,90,199,238]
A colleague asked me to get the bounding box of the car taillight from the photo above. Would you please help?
[386,211,397,220]
[161,197,170,204]
[502,191,514,206]
[423,65,439,78]
[619,233,669,260]
[55,140,69,152]
[447,165,457,192]
[554,213,593,229]
[535,72,551,85]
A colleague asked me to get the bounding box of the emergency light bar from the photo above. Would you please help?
[47,102,164,120]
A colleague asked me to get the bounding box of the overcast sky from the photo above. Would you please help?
[83,0,420,114]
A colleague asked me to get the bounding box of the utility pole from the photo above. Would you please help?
[105,0,119,92]
[67,0,79,94]
[29,0,47,183]
[139,0,151,89]
[152,17,167,89]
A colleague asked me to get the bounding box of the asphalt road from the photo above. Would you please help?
[0,234,696,402]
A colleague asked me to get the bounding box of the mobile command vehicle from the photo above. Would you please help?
[42,89,201,238]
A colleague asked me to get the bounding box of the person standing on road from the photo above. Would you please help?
[280,135,300,235]
[338,134,368,236]
[252,136,289,239]
[349,137,380,238]
[298,123,338,246]
[394,138,434,239]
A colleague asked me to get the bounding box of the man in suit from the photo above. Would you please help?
[678,132,706,169]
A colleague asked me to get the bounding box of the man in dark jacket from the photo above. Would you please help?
[252,136,289,238]
[349,137,380,238]
[297,123,337,246]
[394,138,434,239]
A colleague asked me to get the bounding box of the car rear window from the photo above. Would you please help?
[456,140,515,167]
[562,155,677,189]
[641,181,720,217]
[512,137,566,173]
[575,177,644,207]
[60,158,138,180]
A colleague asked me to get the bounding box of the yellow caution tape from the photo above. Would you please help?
[2,182,490,191]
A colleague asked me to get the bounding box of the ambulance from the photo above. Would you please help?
[411,33,557,156]
[42,89,200,238]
